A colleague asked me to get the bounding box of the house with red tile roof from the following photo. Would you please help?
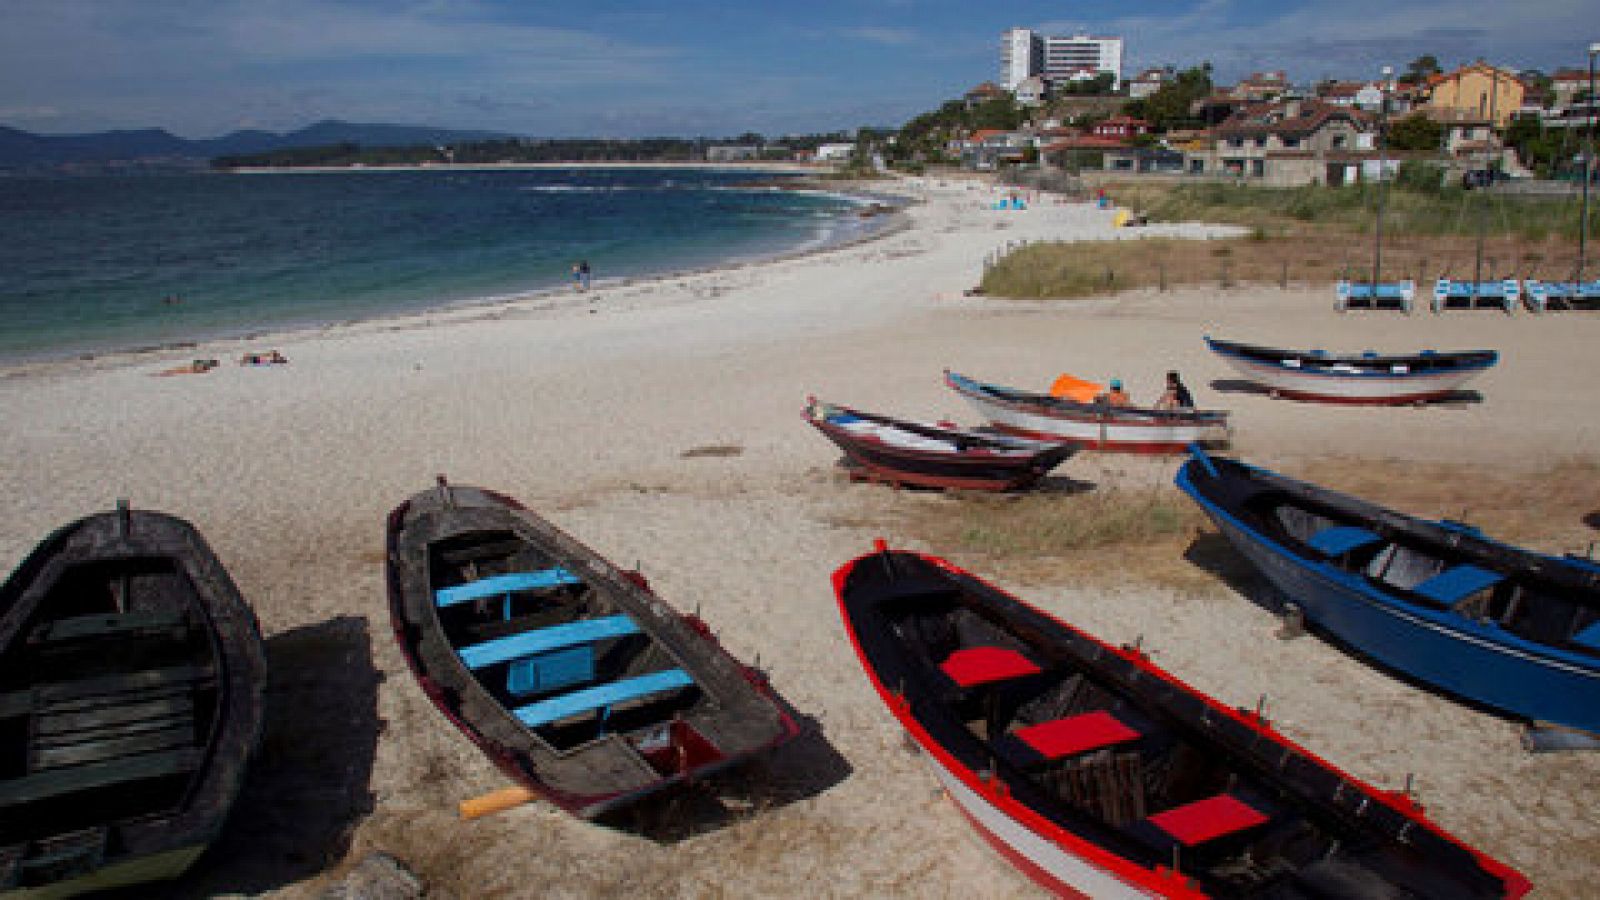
[1187,99,1378,185]
[1091,116,1151,139]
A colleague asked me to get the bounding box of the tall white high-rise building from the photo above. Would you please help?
[1001,28,1043,91]
[1001,28,1124,92]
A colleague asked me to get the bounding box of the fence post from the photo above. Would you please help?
[1159,261,1167,292]
[1220,260,1231,289]
[1280,259,1288,289]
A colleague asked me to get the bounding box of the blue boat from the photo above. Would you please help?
[1176,448,1600,738]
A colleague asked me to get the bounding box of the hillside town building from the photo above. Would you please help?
[1001,28,1124,92]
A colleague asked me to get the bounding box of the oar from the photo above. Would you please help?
[458,786,536,820]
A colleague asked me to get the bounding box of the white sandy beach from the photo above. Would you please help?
[2,176,1598,897]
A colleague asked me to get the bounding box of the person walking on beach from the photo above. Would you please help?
[573,260,592,292]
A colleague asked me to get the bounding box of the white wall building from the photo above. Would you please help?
[1001,28,1123,92]
[814,143,857,162]
[1001,28,1042,91]
[1045,34,1123,90]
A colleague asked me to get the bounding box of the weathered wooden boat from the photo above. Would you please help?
[1204,337,1498,405]
[834,542,1530,898]
[0,505,266,898]
[386,479,801,819]
[1177,448,1600,738]
[945,371,1229,454]
[804,398,1076,491]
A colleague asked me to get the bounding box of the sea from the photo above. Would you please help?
[0,167,876,365]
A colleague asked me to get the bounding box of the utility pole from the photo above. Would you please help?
[1579,42,1599,283]
[1372,65,1394,290]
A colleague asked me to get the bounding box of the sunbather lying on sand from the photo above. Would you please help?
[153,359,219,376]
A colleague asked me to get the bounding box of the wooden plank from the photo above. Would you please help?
[513,669,692,728]
[34,665,212,709]
[34,695,194,738]
[435,568,581,608]
[457,615,639,670]
[32,723,196,771]
[30,609,187,643]
[0,748,201,806]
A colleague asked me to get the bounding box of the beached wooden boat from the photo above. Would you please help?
[945,371,1229,454]
[1177,448,1600,738]
[804,398,1076,491]
[1204,337,1498,405]
[0,505,266,898]
[386,479,801,819]
[834,542,1531,898]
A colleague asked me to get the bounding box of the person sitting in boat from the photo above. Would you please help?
[1098,379,1132,406]
[1156,370,1194,410]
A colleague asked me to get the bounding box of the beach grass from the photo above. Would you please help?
[981,179,1598,299]
[886,457,1600,592]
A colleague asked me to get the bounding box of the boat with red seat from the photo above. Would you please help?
[387,478,801,819]
[833,542,1529,898]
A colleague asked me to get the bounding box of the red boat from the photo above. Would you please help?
[804,398,1076,491]
[833,542,1530,898]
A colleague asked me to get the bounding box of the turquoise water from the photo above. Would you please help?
[0,168,866,363]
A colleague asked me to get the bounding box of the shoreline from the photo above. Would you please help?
[0,177,913,380]
[2,175,1596,897]
[224,160,831,175]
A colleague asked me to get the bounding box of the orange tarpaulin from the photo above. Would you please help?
[1049,373,1104,402]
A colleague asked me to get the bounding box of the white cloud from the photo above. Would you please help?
[839,27,918,47]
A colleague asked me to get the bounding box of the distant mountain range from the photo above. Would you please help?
[0,120,515,169]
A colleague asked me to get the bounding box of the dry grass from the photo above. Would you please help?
[887,457,1600,591]
[982,179,1595,299]
[980,232,1593,300]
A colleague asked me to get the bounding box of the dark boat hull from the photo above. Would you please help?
[1204,337,1497,405]
[806,402,1075,491]
[834,544,1527,898]
[1177,453,1600,736]
[0,508,266,898]
[386,482,800,818]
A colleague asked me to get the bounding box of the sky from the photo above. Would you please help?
[1,0,1594,139]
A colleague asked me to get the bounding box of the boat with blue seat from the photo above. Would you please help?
[386,479,800,819]
[834,542,1528,898]
[1177,447,1600,738]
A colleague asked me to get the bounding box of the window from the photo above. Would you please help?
[1254,136,1267,147]
[1283,137,1300,149]
[1332,135,1346,149]
[1251,159,1266,176]
[1228,138,1244,148]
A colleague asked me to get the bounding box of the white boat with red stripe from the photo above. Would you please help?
[945,371,1229,454]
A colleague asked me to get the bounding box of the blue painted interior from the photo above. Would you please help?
[434,567,580,608]
[513,668,694,728]
[1307,525,1382,557]
[458,614,639,669]
[1412,564,1505,605]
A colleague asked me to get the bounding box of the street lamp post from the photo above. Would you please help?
[1579,42,1599,284]
[1372,65,1394,291]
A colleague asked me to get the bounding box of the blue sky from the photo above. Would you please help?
[1,0,1593,138]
